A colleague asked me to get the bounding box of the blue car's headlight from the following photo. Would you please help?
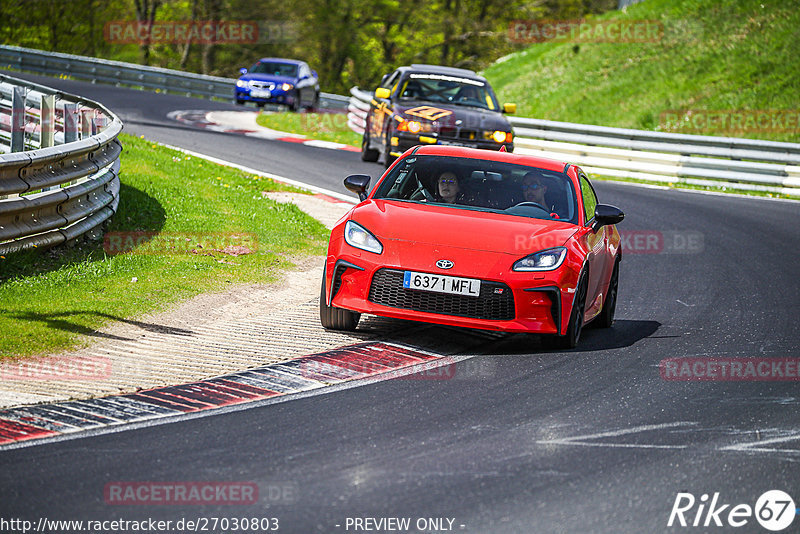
[512,247,567,271]
[236,80,248,88]
[344,220,383,254]
[281,83,293,91]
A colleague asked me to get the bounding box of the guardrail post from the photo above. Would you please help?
[80,109,95,138]
[39,94,56,192]
[10,87,25,152]
[41,94,55,148]
[63,103,79,143]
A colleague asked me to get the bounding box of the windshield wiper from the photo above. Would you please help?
[450,101,488,109]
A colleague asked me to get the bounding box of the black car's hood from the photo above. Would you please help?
[394,101,511,131]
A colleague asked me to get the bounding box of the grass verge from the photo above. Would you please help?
[0,133,329,359]
[256,111,361,147]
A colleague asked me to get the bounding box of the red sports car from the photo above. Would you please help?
[320,145,624,348]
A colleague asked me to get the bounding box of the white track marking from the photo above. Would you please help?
[536,421,698,449]
[720,432,800,453]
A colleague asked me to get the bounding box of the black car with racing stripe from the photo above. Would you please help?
[361,64,516,167]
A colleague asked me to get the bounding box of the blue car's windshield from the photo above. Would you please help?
[250,62,298,77]
[373,155,578,224]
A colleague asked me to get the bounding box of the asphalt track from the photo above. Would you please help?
[2,72,800,533]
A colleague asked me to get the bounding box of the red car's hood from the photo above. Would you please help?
[349,200,579,255]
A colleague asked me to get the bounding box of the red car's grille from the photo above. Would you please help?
[368,269,515,321]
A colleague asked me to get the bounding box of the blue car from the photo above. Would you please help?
[235,58,320,111]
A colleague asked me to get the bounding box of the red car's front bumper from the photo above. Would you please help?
[325,240,581,335]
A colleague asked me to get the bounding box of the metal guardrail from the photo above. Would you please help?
[348,87,800,195]
[0,73,122,255]
[0,44,350,109]
[3,44,797,195]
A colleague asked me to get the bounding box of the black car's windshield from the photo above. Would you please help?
[397,74,499,111]
[373,155,578,224]
[250,61,298,77]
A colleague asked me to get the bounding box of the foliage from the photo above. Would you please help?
[0,0,616,94]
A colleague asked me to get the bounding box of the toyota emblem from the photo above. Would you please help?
[436,259,454,269]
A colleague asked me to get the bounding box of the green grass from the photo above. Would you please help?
[485,0,800,143]
[0,134,329,359]
[256,111,361,147]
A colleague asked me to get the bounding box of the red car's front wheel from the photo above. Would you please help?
[319,269,361,331]
[542,271,588,350]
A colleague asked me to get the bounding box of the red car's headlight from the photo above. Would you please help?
[512,247,567,271]
[344,220,383,254]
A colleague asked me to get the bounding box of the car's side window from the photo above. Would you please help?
[579,173,598,225]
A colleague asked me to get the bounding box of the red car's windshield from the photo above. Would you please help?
[373,155,579,224]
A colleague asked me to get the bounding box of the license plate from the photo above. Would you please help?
[403,271,481,297]
[250,89,271,98]
[437,140,472,147]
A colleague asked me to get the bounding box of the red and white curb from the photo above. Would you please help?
[167,109,360,153]
[0,342,445,448]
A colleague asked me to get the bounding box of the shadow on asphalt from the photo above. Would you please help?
[446,319,662,356]
[349,314,661,358]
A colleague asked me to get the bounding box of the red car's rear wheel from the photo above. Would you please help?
[593,256,620,329]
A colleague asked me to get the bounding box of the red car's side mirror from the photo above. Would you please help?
[344,174,371,201]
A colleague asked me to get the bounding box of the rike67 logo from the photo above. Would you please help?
[668,490,796,531]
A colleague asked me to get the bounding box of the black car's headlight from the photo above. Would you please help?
[344,221,383,254]
[512,247,567,271]
[485,130,513,143]
[397,119,433,134]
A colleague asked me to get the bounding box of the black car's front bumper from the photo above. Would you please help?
[390,132,513,157]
